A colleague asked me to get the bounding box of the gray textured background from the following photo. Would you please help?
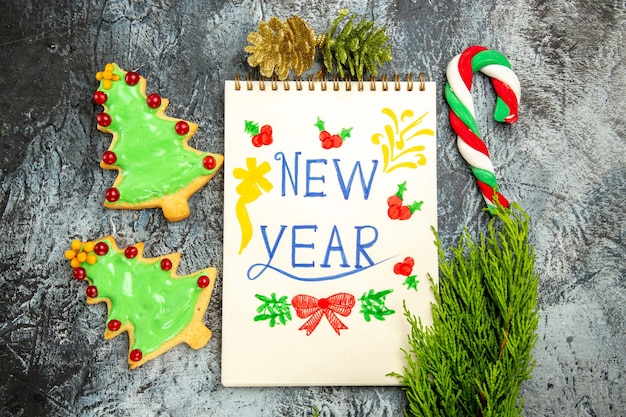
[1,0,624,416]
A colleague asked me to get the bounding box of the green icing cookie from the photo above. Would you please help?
[66,236,216,369]
[94,63,223,222]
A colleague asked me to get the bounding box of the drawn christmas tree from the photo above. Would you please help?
[66,236,216,369]
[93,63,223,222]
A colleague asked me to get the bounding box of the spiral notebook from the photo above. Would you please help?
[222,75,438,386]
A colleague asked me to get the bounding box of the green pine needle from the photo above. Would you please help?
[392,203,539,416]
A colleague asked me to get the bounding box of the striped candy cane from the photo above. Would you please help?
[445,46,521,208]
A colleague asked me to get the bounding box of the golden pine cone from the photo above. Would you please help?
[245,15,317,80]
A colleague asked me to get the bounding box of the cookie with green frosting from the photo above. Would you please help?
[66,236,216,369]
[93,63,223,222]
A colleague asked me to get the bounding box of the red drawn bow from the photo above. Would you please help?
[291,293,356,336]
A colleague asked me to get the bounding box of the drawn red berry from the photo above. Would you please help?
[260,124,272,136]
[387,205,401,220]
[314,117,352,150]
[386,182,423,220]
[393,257,414,276]
[330,134,343,148]
[387,195,402,208]
[245,121,273,147]
[393,262,412,276]
[321,138,334,149]
[386,184,404,220]
[398,206,412,220]
[251,134,263,147]
[260,132,273,145]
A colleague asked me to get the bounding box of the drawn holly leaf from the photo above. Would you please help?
[359,289,395,322]
[403,275,419,291]
[254,293,292,327]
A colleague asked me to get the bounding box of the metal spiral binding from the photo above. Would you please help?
[233,73,427,91]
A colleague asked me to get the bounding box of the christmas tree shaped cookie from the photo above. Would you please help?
[93,63,223,222]
[65,236,216,368]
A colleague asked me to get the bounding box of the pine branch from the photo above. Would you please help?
[393,203,539,416]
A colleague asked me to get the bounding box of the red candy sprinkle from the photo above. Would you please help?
[124,246,138,259]
[175,121,190,135]
[94,242,109,256]
[203,155,216,170]
[86,285,98,298]
[108,319,121,332]
[129,349,143,362]
[197,275,210,288]
[96,112,112,127]
[160,258,173,271]
[105,187,120,202]
[73,267,86,280]
[102,150,117,165]
[147,93,161,109]
[93,91,107,105]
[125,71,140,86]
